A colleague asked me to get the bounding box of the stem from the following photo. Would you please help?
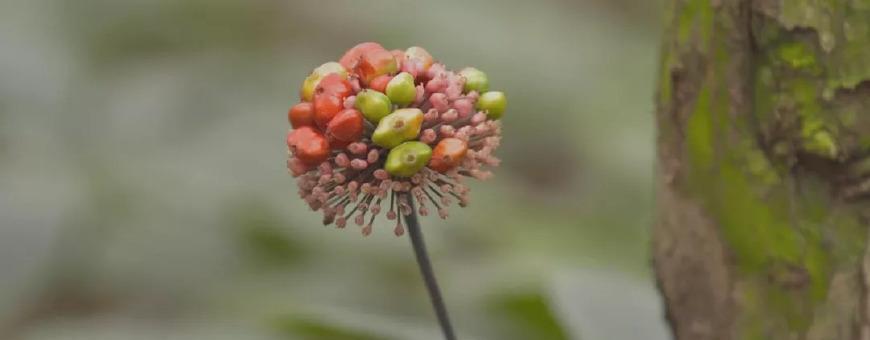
[405,194,457,340]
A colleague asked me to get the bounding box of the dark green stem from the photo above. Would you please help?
[405,194,457,340]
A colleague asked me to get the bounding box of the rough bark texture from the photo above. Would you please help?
[654,1,870,339]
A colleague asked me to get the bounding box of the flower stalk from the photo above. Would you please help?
[404,194,456,340]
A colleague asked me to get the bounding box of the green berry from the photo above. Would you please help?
[372,108,424,149]
[460,67,488,93]
[384,141,432,177]
[477,91,506,120]
[385,72,416,106]
[354,90,392,123]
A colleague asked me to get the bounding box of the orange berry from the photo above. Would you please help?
[286,127,330,166]
[288,102,315,128]
[339,42,385,70]
[313,93,343,130]
[429,138,468,173]
[313,73,353,129]
[357,49,398,84]
[315,73,352,99]
[326,109,364,142]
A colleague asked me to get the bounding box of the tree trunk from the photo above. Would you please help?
[653,1,870,339]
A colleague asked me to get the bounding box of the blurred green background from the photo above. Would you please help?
[0,0,668,339]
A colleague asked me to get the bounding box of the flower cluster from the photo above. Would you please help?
[286,42,505,236]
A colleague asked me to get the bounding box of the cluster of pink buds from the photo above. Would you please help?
[286,42,505,236]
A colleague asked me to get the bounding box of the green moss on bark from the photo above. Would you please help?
[778,0,870,94]
[656,0,870,339]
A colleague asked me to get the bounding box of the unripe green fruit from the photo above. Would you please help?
[385,141,432,177]
[354,90,392,123]
[386,72,416,106]
[477,91,506,120]
[372,108,424,149]
[460,67,488,93]
[301,62,348,101]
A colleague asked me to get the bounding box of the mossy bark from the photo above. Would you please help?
[654,1,870,339]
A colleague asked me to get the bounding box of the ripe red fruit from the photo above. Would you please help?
[339,42,386,70]
[315,73,352,99]
[368,75,392,93]
[313,73,353,129]
[358,49,398,84]
[429,138,468,173]
[313,94,343,130]
[327,109,364,142]
[288,102,315,128]
[286,127,330,166]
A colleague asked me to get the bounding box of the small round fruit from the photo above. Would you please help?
[386,72,416,106]
[339,42,386,70]
[315,73,352,99]
[385,141,432,177]
[476,91,506,120]
[358,49,398,84]
[286,127,330,165]
[368,75,392,93]
[460,67,488,93]
[300,62,348,101]
[372,108,425,149]
[429,138,468,173]
[288,102,314,128]
[313,73,353,128]
[326,109,364,142]
[354,90,392,123]
[313,93,344,129]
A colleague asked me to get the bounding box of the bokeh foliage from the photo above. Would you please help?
[0,0,666,339]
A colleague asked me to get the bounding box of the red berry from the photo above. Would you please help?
[339,42,386,70]
[313,93,343,130]
[327,109,364,142]
[312,73,353,129]
[286,127,330,166]
[288,102,314,128]
[368,75,392,93]
[315,73,352,99]
[358,49,398,84]
[429,138,468,173]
